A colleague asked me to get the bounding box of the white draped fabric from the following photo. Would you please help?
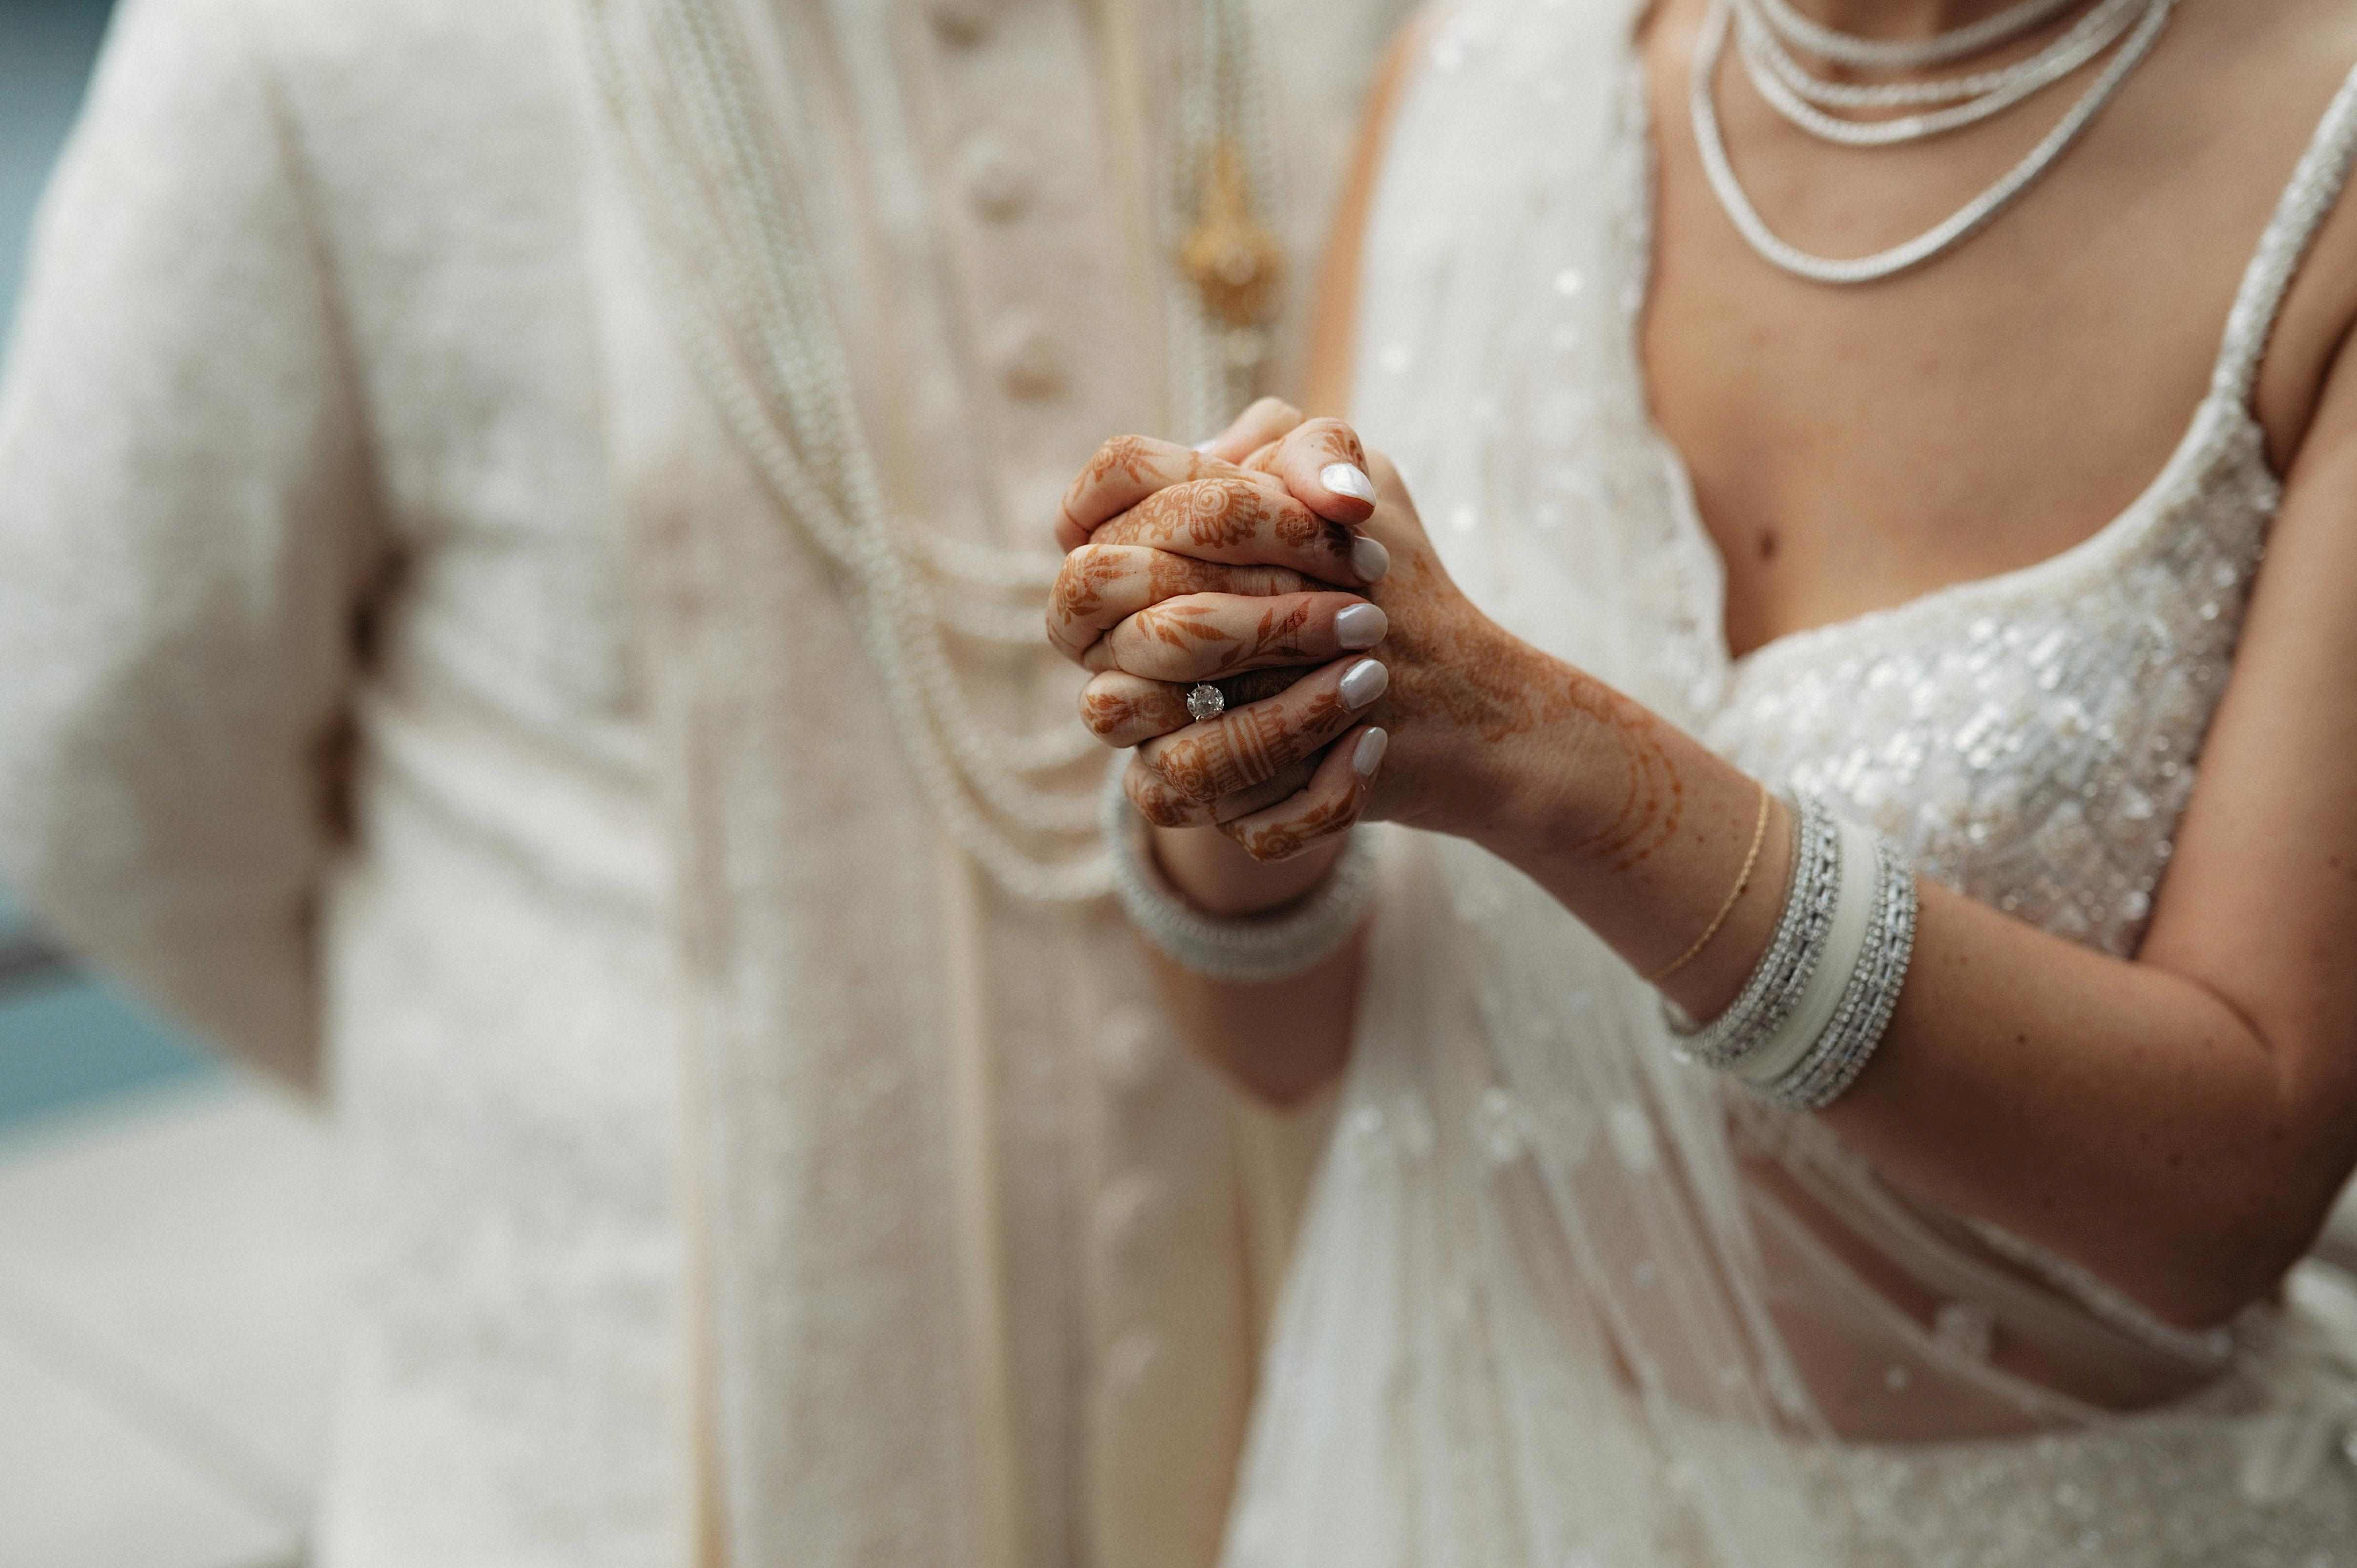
[0,0,1399,1562]
[1221,2,2357,1563]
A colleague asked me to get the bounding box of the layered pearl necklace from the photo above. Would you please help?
[1691,0,2177,284]
[580,0,1284,902]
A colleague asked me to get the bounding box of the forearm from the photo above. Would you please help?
[1478,660,2352,1327]
[1143,825,1361,1105]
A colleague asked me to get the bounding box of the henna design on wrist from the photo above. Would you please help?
[1555,683,1685,872]
[1385,556,1684,868]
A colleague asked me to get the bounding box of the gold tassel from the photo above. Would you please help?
[1179,140,1283,331]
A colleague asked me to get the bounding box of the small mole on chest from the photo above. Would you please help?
[1756,529,1779,562]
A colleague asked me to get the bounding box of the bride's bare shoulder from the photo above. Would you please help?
[2200,0,2357,471]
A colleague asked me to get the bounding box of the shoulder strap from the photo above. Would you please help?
[2211,62,2357,406]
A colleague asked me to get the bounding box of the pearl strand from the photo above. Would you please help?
[1734,0,2149,146]
[584,0,1123,901]
[1690,0,2176,286]
[1752,0,2085,71]
[1738,0,2141,111]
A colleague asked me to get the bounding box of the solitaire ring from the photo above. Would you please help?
[1186,682,1227,723]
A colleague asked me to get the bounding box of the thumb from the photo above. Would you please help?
[1192,397,1306,464]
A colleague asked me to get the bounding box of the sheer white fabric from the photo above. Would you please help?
[1222,2,2357,1563]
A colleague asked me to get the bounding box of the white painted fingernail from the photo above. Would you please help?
[1321,462,1378,505]
[1353,727,1390,780]
[1339,658,1389,709]
[1350,535,1391,583]
[1334,602,1388,649]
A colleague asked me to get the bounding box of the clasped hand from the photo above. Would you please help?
[1047,399,1546,863]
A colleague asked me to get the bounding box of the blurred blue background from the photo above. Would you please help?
[0,0,215,1137]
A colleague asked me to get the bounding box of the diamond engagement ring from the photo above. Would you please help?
[1186,683,1227,723]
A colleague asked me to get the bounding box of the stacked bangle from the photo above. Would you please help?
[1666,791,1920,1111]
[1674,793,1843,1071]
[1101,757,1379,983]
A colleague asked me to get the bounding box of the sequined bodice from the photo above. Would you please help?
[1701,397,2277,958]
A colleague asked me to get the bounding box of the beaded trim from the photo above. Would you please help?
[1756,833,1920,1111]
[1671,793,1841,1070]
[1100,758,1378,983]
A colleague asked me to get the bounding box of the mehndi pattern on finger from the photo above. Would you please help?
[1231,782,1362,862]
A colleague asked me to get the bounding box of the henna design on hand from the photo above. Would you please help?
[1153,685,1353,803]
[1050,545,1319,660]
[1059,436,1207,543]
[1230,784,1359,862]
[1080,670,1306,746]
[1133,598,1317,663]
[1182,476,1321,550]
[1090,476,1350,560]
[1049,546,1134,631]
[1081,684,1159,742]
[1127,771,1200,828]
[1378,555,1684,868]
[1310,422,1369,471]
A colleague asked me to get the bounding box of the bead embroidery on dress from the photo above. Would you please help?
[1213,0,2357,1562]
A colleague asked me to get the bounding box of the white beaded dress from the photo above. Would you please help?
[1218,1,2357,1563]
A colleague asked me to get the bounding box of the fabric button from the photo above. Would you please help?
[1095,1005,1165,1093]
[1102,1328,1161,1397]
[927,0,993,45]
[960,136,1032,223]
[995,321,1066,400]
[1094,1175,1166,1259]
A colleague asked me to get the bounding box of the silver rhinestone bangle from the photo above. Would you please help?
[1668,793,1841,1070]
[1100,756,1378,984]
[1754,833,1919,1111]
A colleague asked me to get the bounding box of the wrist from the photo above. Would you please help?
[1150,822,1350,917]
[1462,658,1676,865]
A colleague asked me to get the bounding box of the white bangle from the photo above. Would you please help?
[1728,812,1883,1091]
[1100,755,1378,983]
[1667,793,1919,1111]
[1759,829,1919,1111]
[1670,794,1841,1070]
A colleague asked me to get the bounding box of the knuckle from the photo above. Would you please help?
[1241,823,1310,863]
[1078,686,1131,740]
[1093,433,1149,471]
[1147,551,1220,598]
[1048,554,1090,617]
[1224,703,1287,783]
[1308,419,1366,463]
[1150,733,1228,803]
[1126,771,1193,828]
[1228,668,1302,707]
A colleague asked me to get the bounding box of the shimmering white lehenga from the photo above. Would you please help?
[1221,2,2357,1563]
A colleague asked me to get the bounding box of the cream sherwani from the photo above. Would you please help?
[0,0,1404,1562]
